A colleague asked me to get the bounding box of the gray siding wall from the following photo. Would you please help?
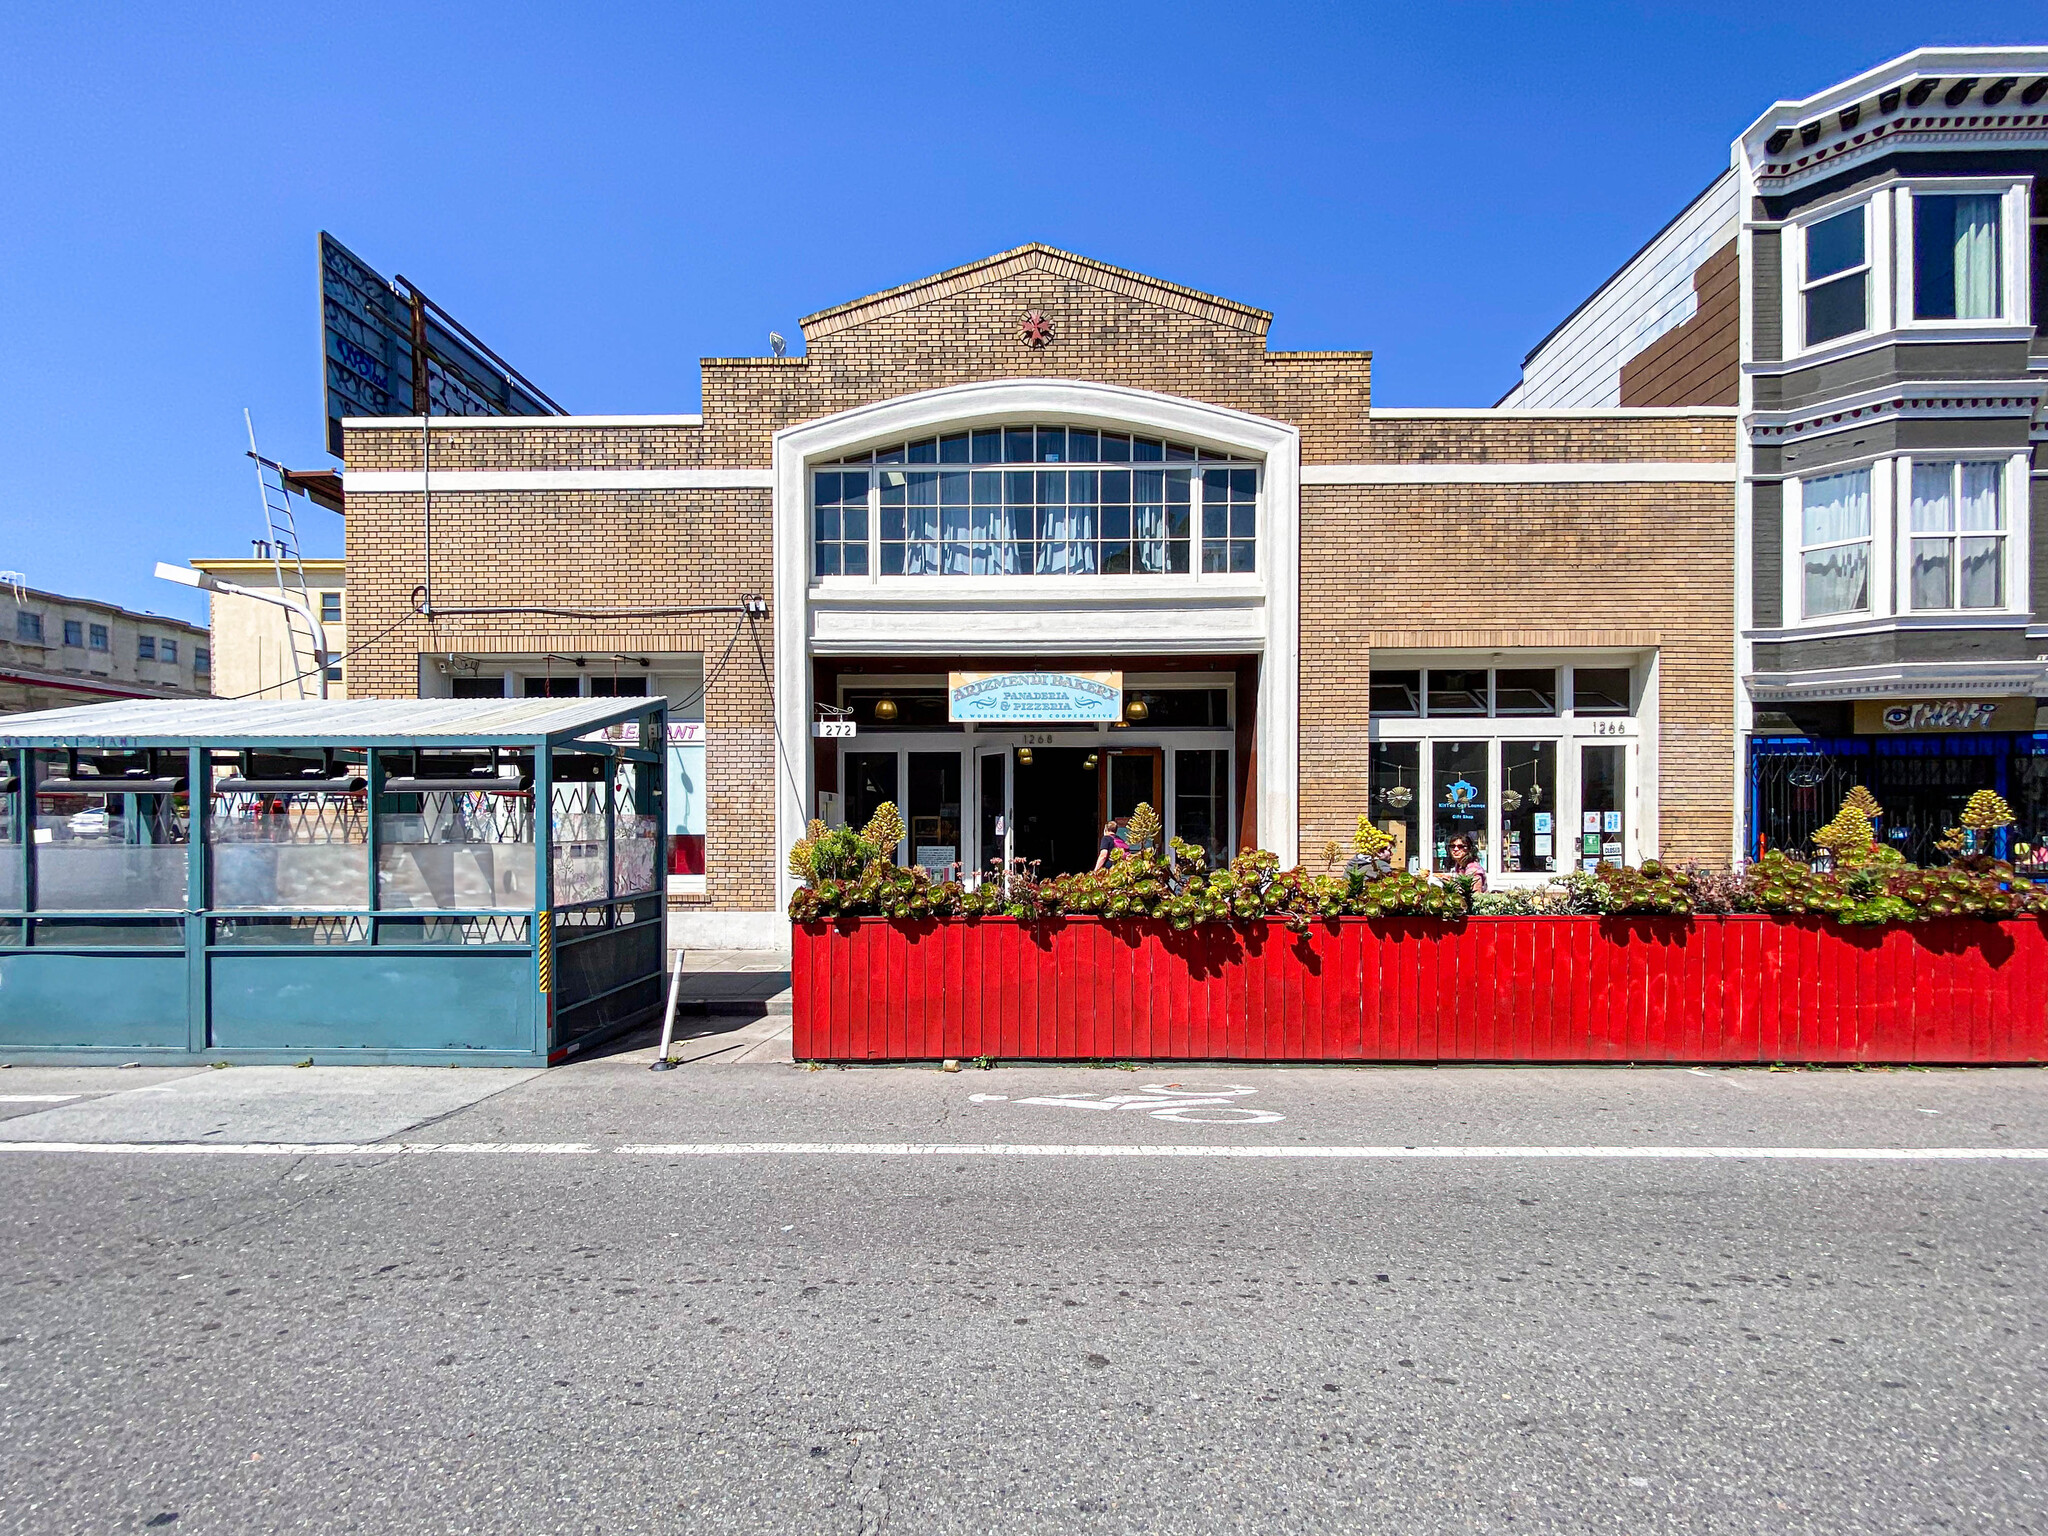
[1761,416,2034,479]
[1754,625,2035,672]
[1752,480,1782,627]
[2035,474,2048,627]
[1752,341,2033,413]
[1750,229,1780,363]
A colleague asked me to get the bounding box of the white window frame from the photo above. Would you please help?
[1365,658,1650,884]
[807,428,1262,591]
[1894,455,2031,618]
[1787,192,1889,355]
[1894,178,2033,331]
[1786,465,1882,624]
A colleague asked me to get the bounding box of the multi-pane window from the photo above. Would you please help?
[813,427,1254,579]
[161,639,178,664]
[1913,194,2002,320]
[63,620,83,647]
[1799,468,1872,618]
[195,647,211,673]
[1803,205,1869,345]
[1201,468,1257,573]
[15,611,44,643]
[319,591,343,624]
[1910,462,2006,611]
[137,635,156,660]
[88,623,108,651]
[812,469,870,576]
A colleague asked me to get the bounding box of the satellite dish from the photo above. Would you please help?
[769,332,787,358]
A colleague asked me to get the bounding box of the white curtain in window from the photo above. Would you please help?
[1910,462,1952,532]
[1801,469,1871,618]
[1952,195,2001,319]
[1957,462,2002,531]
[1801,469,1870,545]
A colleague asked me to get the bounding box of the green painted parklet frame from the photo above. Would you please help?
[0,697,668,1066]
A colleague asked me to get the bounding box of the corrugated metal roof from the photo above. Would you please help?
[0,696,662,746]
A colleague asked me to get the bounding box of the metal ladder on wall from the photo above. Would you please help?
[244,411,323,698]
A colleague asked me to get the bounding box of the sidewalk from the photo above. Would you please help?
[656,948,793,1065]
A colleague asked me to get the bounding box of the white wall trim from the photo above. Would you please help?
[346,468,773,492]
[343,414,704,429]
[772,377,1301,909]
[1302,462,1735,485]
[1368,407,1740,419]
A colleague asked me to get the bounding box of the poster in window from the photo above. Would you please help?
[1582,812,1601,834]
[1602,811,1623,834]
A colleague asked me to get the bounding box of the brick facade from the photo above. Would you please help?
[342,244,1739,910]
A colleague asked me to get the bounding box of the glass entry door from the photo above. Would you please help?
[975,745,1010,887]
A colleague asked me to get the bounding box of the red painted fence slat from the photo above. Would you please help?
[791,916,2048,1065]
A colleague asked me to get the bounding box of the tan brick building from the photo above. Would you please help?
[341,245,1736,945]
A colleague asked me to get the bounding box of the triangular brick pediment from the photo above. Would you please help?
[799,244,1271,343]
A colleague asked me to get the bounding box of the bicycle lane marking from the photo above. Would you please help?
[967,1083,1285,1125]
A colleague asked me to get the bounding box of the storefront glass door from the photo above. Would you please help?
[906,752,962,878]
[975,745,1010,886]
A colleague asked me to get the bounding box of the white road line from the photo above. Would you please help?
[615,1144,2048,1160]
[0,1142,599,1156]
[0,1095,80,1103]
[0,1141,2039,1160]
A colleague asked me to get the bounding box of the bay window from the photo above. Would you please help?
[1798,468,1872,618]
[1802,206,1869,345]
[1909,462,2006,611]
[1913,193,2003,320]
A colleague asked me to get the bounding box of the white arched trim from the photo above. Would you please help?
[771,378,1300,906]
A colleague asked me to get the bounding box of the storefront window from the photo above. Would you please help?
[1174,750,1230,866]
[1370,742,1421,873]
[1432,741,1488,869]
[1500,742,1557,873]
[1427,670,1489,717]
[907,752,962,876]
[666,735,705,877]
[1579,745,1626,869]
[817,428,1256,580]
[1494,670,1558,716]
[843,752,899,848]
[1570,668,1632,715]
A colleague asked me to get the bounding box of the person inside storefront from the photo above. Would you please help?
[1443,832,1486,892]
[1093,817,1128,872]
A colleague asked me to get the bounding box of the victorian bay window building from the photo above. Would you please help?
[1505,45,2048,869]
[339,244,1736,943]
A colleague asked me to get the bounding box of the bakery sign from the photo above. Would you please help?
[1853,698,2036,735]
[948,670,1122,723]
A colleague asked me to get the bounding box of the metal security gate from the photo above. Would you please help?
[1749,734,2018,865]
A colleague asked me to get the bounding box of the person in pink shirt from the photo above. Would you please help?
[1443,832,1487,893]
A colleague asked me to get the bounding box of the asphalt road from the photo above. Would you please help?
[1,1057,2045,1534]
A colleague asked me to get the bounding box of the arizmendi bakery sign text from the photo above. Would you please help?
[948,671,1122,724]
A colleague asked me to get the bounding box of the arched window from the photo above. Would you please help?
[811,426,1258,579]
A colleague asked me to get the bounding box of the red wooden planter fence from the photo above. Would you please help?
[791,915,2048,1064]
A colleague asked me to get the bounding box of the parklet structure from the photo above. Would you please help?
[0,697,667,1065]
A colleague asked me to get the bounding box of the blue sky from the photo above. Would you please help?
[2,2,2042,621]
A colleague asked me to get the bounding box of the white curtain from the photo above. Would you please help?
[1801,469,1871,618]
[1952,195,2001,319]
